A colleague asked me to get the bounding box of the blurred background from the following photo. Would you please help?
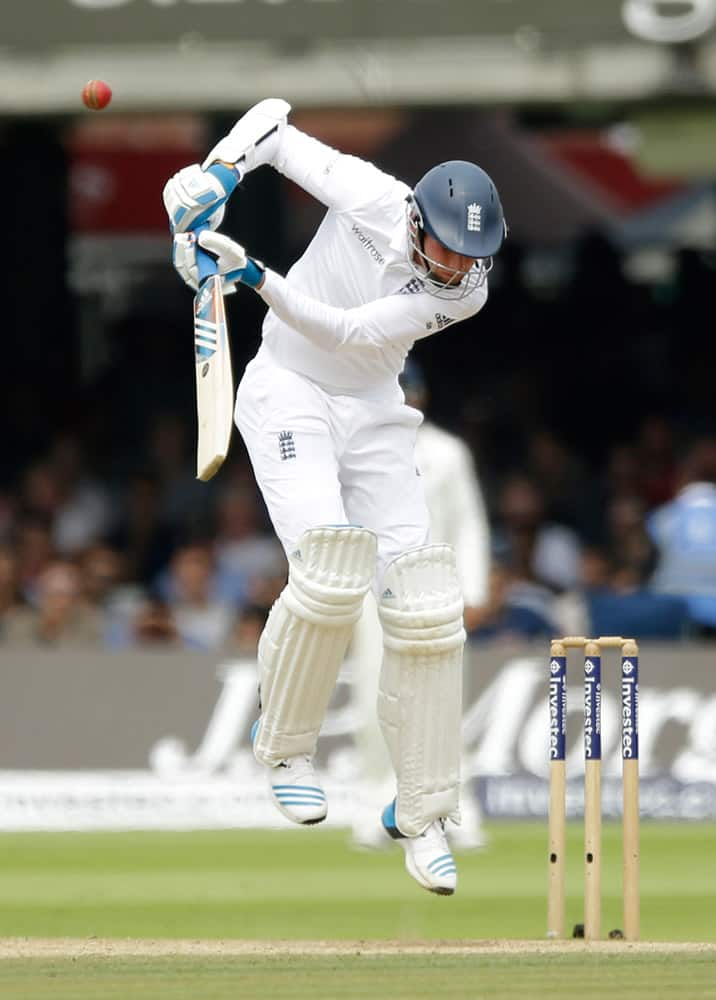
[1,1,716,833]
[3,0,716,652]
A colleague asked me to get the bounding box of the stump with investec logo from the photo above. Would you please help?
[547,635,640,943]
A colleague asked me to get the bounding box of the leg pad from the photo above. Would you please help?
[254,525,376,765]
[377,544,465,837]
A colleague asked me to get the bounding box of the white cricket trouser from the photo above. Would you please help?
[235,346,430,590]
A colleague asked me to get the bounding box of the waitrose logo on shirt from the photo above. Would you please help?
[351,224,386,265]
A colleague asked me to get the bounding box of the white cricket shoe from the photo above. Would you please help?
[382,800,457,895]
[251,720,327,826]
[268,755,328,825]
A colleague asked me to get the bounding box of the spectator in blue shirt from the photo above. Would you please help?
[647,437,716,634]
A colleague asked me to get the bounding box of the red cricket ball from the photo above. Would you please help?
[82,79,112,111]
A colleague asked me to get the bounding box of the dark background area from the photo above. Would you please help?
[2,111,712,483]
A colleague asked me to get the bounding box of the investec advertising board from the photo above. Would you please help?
[0,646,715,830]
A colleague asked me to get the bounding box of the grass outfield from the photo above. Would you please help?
[0,822,715,941]
[2,952,716,1000]
[1,823,715,998]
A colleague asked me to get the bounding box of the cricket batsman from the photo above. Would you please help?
[163,99,506,895]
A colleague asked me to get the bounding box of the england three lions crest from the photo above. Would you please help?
[466,203,482,232]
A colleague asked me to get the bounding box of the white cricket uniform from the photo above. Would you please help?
[235,126,488,588]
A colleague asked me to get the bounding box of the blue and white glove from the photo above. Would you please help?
[162,163,241,235]
[173,230,265,294]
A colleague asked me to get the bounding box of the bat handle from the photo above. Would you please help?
[193,227,218,286]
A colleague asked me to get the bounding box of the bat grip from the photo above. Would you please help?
[194,227,217,286]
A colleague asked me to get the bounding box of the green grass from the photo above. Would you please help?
[1,954,716,1000]
[1,824,715,998]
[0,822,715,942]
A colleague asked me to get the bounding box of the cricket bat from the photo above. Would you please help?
[193,247,234,481]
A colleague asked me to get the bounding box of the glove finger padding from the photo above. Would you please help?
[197,230,248,273]
[172,231,243,295]
[172,232,200,291]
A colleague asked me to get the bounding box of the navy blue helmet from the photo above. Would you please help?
[407,160,506,299]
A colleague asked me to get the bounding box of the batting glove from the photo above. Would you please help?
[163,163,240,235]
[173,230,265,293]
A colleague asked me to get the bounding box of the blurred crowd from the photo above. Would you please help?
[0,419,287,653]
[1,407,714,651]
[473,421,716,643]
[3,108,715,652]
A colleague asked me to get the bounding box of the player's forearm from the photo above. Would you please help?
[271,126,339,195]
[257,270,355,350]
[257,270,425,350]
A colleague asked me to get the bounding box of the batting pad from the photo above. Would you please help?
[377,544,466,837]
[253,526,377,765]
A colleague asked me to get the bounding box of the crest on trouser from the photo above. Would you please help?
[278,430,296,460]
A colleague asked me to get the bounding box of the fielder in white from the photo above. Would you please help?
[350,360,491,851]
[164,99,506,895]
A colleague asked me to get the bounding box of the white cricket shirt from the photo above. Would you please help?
[257,126,488,392]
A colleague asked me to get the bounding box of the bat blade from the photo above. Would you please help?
[193,275,233,481]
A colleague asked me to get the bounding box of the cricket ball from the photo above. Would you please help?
[82,79,112,111]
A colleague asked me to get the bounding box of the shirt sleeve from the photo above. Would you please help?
[258,269,487,351]
[271,125,398,214]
